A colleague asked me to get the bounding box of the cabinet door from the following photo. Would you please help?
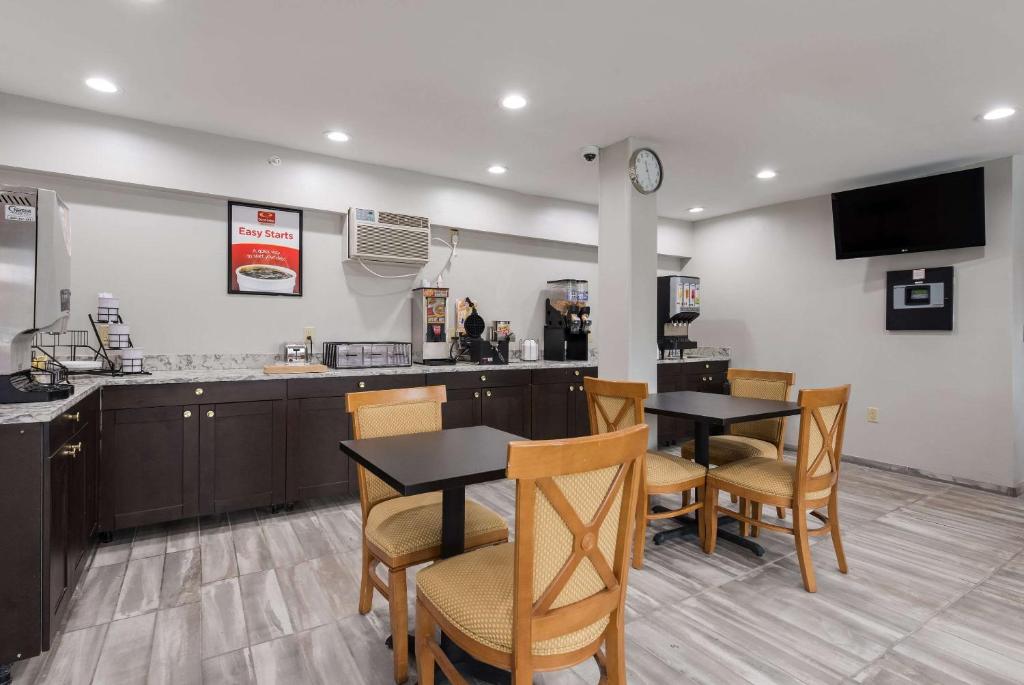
[67,420,96,586]
[442,387,483,430]
[286,396,354,501]
[101,405,199,531]
[199,400,286,514]
[531,383,571,440]
[569,384,591,437]
[48,447,71,621]
[481,385,531,437]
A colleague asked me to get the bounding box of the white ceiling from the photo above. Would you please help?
[2,0,1023,220]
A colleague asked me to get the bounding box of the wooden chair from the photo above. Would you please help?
[414,424,647,685]
[583,377,707,569]
[347,385,509,684]
[681,368,795,523]
[703,385,851,592]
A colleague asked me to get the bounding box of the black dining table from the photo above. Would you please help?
[644,390,803,557]
[339,424,524,684]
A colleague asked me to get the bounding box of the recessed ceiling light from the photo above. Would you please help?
[324,130,350,142]
[982,107,1016,121]
[688,206,705,214]
[500,94,527,110]
[85,77,118,93]
[756,169,777,179]
[488,165,507,175]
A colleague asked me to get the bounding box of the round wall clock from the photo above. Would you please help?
[628,148,663,194]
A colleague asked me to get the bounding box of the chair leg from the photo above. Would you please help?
[603,610,627,685]
[738,498,750,537]
[776,506,787,521]
[730,493,738,504]
[829,493,849,574]
[511,661,533,685]
[415,599,436,685]
[632,491,648,570]
[703,486,718,554]
[388,569,409,683]
[751,501,762,538]
[792,507,817,593]
[358,541,374,615]
[695,486,706,545]
[681,490,691,508]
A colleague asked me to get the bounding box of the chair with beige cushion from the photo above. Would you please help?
[414,424,646,685]
[347,385,509,684]
[703,385,851,592]
[583,377,707,569]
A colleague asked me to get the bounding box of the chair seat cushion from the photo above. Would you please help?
[365,492,508,560]
[646,452,707,487]
[707,457,831,500]
[681,435,779,465]
[416,542,609,656]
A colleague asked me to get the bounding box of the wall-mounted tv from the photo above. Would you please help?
[832,167,985,259]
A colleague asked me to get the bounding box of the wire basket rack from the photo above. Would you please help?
[323,342,412,369]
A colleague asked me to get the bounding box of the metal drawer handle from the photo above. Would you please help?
[480,374,487,381]
[486,390,492,398]
[578,385,584,391]
[64,411,80,422]
[574,370,580,376]
[63,442,82,458]
[195,387,204,396]
[569,385,575,392]
[474,391,480,399]
[705,363,710,369]
[183,410,192,419]
[207,410,215,418]
[358,381,366,389]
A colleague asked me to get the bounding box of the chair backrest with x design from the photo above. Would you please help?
[506,424,646,656]
[583,377,648,435]
[794,385,851,500]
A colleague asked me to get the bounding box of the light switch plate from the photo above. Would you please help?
[866,407,879,423]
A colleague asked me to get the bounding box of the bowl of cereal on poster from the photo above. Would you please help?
[235,264,298,293]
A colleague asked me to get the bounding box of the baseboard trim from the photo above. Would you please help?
[783,444,1021,498]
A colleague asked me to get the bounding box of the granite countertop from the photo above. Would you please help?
[0,348,730,425]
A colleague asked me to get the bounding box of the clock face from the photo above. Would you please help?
[629,148,663,194]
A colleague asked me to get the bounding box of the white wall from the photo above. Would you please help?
[0,92,693,255]
[688,158,1020,490]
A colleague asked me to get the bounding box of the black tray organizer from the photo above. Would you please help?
[323,342,412,369]
[32,315,151,377]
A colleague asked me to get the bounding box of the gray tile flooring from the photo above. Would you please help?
[12,460,1024,684]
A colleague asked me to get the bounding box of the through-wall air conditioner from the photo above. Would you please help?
[347,207,431,265]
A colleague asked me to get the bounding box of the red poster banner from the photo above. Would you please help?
[228,202,303,296]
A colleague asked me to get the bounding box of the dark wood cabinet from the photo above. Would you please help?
[657,361,730,445]
[286,396,353,501]
[480,384,531,436]
[199,400,286,514]
[442,387,483,429]
[47,442,71,624]
[530,366,597,439]
[101,404,200,530]
[428,370,532,437]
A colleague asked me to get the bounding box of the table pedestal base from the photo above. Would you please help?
[387,633,510,685]
[650,505,766,557]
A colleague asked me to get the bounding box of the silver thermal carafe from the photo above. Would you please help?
[657,275,699,359]
[1,186,73,402]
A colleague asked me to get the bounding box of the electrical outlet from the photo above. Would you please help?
[303,326,314,341]
[449,228,460,246]
[866,406,879,423]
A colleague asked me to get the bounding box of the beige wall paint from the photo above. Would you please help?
[688,158,1019,489]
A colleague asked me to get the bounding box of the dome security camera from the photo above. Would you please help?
[580,145,599,162]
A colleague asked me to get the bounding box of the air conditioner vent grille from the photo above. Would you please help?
[354,225,430,261]
[0,192,34,207]
[378,211,429,229]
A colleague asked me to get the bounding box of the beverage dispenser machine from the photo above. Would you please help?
[657,275,699,359]
[543,279,591,361]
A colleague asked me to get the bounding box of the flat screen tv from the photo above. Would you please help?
[832,167,985,259]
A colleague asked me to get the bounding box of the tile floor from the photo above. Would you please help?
[11,460,1024,684]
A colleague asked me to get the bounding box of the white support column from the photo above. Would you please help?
[597,138,659,444]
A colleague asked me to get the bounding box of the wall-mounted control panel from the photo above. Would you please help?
[886,266,953,331]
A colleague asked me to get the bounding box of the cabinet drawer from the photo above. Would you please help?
[531,366,598,385]
[48,391,99,451]
[287,374,425,399]
[681,361,729,376]
[425,369,531,390]
[104,380,287,409]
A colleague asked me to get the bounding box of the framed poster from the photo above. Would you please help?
[228,201,303,296]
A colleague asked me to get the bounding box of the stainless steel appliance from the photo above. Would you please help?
[412,287,454,365]
[657,275,699,359]
[1,186,72,402]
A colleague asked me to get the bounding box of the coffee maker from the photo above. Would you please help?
[657,275,699,359]
[1,186,73,402]
[544,279,591,361]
